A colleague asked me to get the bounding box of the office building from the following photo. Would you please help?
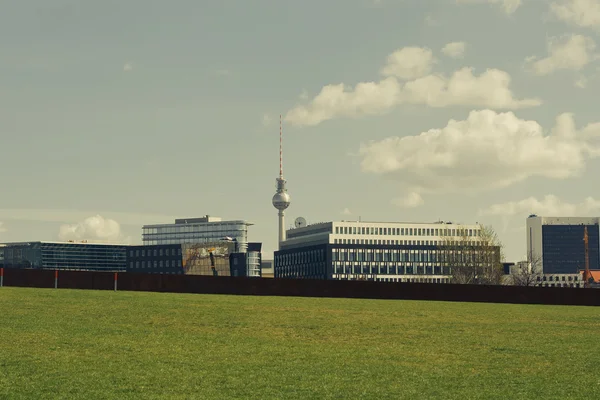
[126,241,263,277]
[275,220,493,282]
[142,215,252,252]
[526,215,600,274]
[0,241,127,271]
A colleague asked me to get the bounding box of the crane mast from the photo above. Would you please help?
[583,227,591,288]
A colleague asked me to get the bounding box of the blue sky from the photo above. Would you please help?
[1,0,600,261]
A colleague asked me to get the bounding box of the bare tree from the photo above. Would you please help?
[511,253,543,287]
[440,224,504,285]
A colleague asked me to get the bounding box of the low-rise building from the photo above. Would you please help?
[275,220,496,282]
[0,241,127,272]
[126,241,263,277]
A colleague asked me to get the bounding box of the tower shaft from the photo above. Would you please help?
[278,210,285,244]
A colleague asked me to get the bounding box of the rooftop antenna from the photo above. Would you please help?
[279,114,283,179]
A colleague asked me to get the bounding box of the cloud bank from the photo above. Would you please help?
[285,46,541,127]
[359,110,600,206]
[58,215,127,243]
[480,195,600,216]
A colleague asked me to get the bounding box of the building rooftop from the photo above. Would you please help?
[0,241,129,247]
[143,215,253,228]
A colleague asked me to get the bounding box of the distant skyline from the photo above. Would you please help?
[1,0,600,261]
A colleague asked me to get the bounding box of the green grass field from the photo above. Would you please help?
[0,287,599,399]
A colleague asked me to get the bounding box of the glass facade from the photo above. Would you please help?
[142,220,250,251]
[542,225,600,274]
[275,243,498,283]
[1,242,127,271]
[275,245,328,280]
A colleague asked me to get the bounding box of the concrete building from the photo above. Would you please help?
[526,215,600,274]
[275,220,492,282]
[142,215,252,252]
[0,241,127,271]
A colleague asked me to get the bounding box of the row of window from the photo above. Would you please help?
[143,225,246,235]
[539,275,580,282]
[334,226,480,237]
[334,239,478,246]
[276,262,327,279]
[333,275,451,284]
[129,260,181,269]
[129,248,181,257]
[331,248,487,263]
[276,249,326,266]
[143,239,237,246]
[333,265,449,275]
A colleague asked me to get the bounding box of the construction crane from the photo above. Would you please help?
[583,227,594,288]
[207,248,218,277]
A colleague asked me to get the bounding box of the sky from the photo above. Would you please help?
[1,0,600,262]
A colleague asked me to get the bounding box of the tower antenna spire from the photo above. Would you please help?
[272,113,291,249]
[279,114,283,178]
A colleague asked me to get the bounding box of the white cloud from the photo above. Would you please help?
[58,215,126,243]
[456,0,522,15]
[341,207,352,215]
[381,47,436,80]
[442,42,467,59]
[0,222,6,233]
[123,63,133,72]
[299,89,309,100]
[527,34,596,76]
[392,192,424,208]
[480,195,600,216]
[551,0,600,29]
[358,110,600,205]
[285,46,541,127]
[0,209,175,226]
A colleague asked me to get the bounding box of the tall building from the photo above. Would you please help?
[272,115,291,249]
[526,215,600,274]
[0,241,127,271]
[275,220,493,282]
[142,215,252,252]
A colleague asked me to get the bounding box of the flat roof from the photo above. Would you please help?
[143,220,253,228]
[0,241,130,247]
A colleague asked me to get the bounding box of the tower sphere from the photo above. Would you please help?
[272,192,291,211]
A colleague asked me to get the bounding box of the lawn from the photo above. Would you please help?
[0,287,598,399]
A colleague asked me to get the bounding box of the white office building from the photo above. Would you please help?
[275,220,487,282]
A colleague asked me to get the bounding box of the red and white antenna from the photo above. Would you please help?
[279,114,283,178]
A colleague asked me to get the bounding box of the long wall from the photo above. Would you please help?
[2,268,599,306]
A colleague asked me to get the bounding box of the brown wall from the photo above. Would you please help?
[1,268,599,306]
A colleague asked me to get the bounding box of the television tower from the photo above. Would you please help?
[272,115,291,248]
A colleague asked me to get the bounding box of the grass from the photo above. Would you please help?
[0,288,599,399]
